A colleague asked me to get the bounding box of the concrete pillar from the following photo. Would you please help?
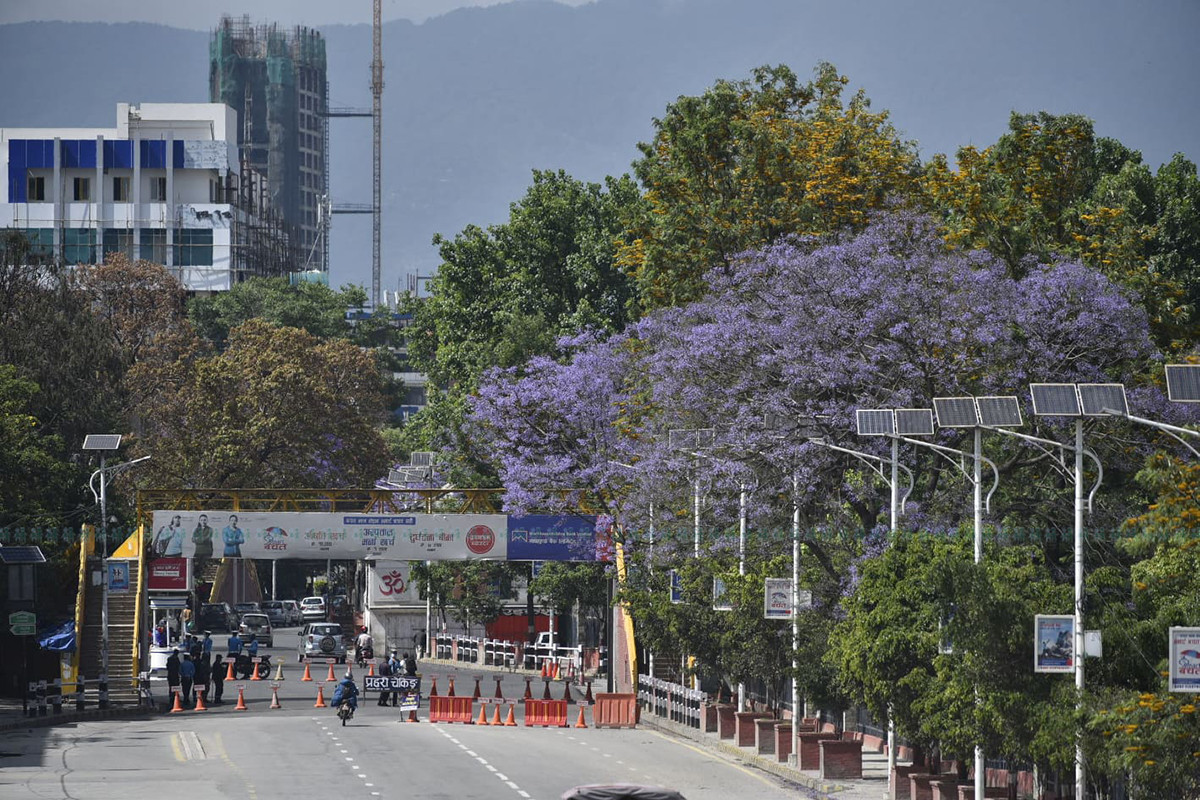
[53,137,61,261]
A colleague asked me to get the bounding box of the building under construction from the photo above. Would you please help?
[210,16,329,274]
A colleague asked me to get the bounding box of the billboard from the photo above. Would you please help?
[1035,614,1075,673]
[146,557,190,591]
[764,578,791,619]
[1169,627,1200,693]
[505,514,608,562]
[368,561,422,606]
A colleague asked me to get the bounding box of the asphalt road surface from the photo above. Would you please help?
[0,629,803,799]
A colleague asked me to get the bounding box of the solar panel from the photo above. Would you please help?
[1030,384,1081,416]
[410,451,436,466]
[82,434,122,450]
[856,409,894,436]
[387,469,407,486]
[1078,383,1128,417]
[895,408,935,436]
[977,396,1023,427]
[1165,364,1200,402]
[0,546,47,564]
[933,397,979,428]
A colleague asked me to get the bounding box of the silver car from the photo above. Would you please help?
[239,613,273,647]
[298,622,346,664]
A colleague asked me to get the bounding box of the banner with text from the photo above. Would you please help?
[1169,626,1200,693]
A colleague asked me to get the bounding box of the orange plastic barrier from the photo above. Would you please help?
[524,698,569,727]
[429,695,475,723]
[592,693,638,728]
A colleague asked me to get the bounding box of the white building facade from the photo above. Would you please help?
[2,102,296,291]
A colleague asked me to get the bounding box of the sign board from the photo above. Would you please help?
[364,675,421,693]
[368,561,421,606]
[1034,614,1075,673]
[764,578,791,619]
[712,577,731,611]
[146,557,189,591]
[107,561,130,593]
[400,692,421,711]
[507,514,611,562]
[1169,627,1200,693]
[9,610,35,626]
[669,570,682,604]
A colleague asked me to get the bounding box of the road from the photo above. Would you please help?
[0,627,804,799]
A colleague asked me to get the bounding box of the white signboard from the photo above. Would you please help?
[151,511,507,561]
[713,578,731,611]
[764,578,792,620]
[1169,627,1200,693]
[369,561,422,606]
[1035,614,1075,673]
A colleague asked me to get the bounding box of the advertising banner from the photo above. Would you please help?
[1169,627,1200,693]
[152,511,508,561]
[368,561,422,606]
[146,557,189,591]
[764,578,791,619]
[506,514,607,562]
[107,561,130,593]
[1035,614,1075,673]
[669,570,682,604]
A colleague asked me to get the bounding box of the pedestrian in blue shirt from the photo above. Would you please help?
[227,631,243,657]
[179,653,196,707]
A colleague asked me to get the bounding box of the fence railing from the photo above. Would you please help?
[22,673,155,718]
[637,674,703,729]
[432,633,606,678]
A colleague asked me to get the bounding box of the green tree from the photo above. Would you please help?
[133,319,391,489]
[0,365,74,528]
[411,560,520,637]
[187,277,367,349]
[621,62,918,310]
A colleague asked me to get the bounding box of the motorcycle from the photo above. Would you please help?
[355,644,374,668]
[337,702,354,726]
[234,653,273,680]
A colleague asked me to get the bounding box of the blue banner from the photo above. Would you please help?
[506,515,607,562]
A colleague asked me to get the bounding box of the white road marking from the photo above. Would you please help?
[467,750,478,757]
[485,764,497,772]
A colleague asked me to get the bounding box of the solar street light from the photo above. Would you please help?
[1165,364,1200,403]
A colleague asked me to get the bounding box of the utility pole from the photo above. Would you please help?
[371,0,383,307]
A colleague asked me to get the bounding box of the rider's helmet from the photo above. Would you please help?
[361,626,368,633]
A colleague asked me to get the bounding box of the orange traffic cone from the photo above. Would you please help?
[169,689,184,713]
[472,677,481,699]
[552,661,561,681]
[250,661,263,681]
[542,680,552,700]
[562,681,573,702]
[301,661,313,681]
[270,685,282,709]
[447,676,456,696]
[345,664,354,680]
[493,677,505,701]
[367,661,375,677]
[235,686,247,711]
[575,706,588,728]
[314,685,327,707]
[523,677,533,699]
[429,676,439,697]
[225,659,236,682]
[325,663,336,682]
[491,704,503,726]
[193,689,208,712]
[503,703,517,726]
[476,704,489,726]
[407,708,420,723]
[274,661,285,681]
[584,681,594,704]
[540,660,548,678]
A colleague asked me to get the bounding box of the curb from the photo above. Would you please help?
[637,713,851,800]
[0,704,159,732]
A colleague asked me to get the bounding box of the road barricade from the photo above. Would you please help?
[524,698,568,727]
[592,693,637,728]
[429,695,475,723]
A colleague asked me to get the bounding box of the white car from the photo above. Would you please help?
[300,596,327,621]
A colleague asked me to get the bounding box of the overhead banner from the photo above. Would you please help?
[1035,614,1075,673]
[1169,627,1200,693]
[150,511,602,562]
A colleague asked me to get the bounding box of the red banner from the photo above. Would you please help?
[147,557,189,591]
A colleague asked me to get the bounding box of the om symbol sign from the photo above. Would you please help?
[379,570,407,596]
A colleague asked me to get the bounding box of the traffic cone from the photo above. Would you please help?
[472,677,481,699]
[225,660,236,682]
[270,686,282,709]
[543,679,552,700]
[193,689,208,712]
[407,708,420,723]
[562,681,573,702]
[314,685,327,708]
[429,676,439,697]
[169,689,184,713]
[447,677,456,696]
[325,663,336,682]
[491,703,503,725]
[477,704,490,726]
[301,662,313,681]
[250,661,263,681]
[584,681,594,704]
[345,664,354,680]
[367,661,375,677]
[523,677,533,699]
[540,660,548,678]
[575,706,588,728]
[235,686,247,711]
[503,703,517,726]
[493,677,504,701]
[552,661,561,681]
[274,661,285,681]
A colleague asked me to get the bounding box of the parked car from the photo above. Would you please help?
[282,599,302,626]
[233,602,262,624]
[300,596,327,621]
[261,601,288,628]
[198,602,238,633]
[239,613,273,647]
[298,622,346,663]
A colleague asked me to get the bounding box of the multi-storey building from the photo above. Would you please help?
[1,102,298,291]
[210,16,328,273]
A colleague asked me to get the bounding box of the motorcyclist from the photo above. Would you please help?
[331,673,359,715]
[355,626,374,664]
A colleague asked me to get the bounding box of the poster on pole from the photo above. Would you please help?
[712,577,731,611]
[764,578,791,619]
[107,561,130,593]
[1034,614,1075,673]
[669,570,682,604]
[1168,627,1200,693]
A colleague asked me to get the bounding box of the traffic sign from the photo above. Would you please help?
[10,624,36,636]
[9,611,35,627]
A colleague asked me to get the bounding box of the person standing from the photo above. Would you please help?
[376,651,392,706]
[211,655,226,704]
[195,653,211,706]
[191,514,214,561]
[403,651,417,677]
[202,631,213,657]
[165,649,181,705]
[221,514,244,558]
[227,630,243,658]
[179,653,195,707]
[387,651,403,707]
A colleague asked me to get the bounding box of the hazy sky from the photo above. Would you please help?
[0,0,592,28]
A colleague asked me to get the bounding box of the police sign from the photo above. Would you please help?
[364,675,421,692]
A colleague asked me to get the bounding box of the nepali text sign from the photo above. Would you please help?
[1169,627,1200,693]
[764,578,791,619]
[505,514,608,562]
[146,557,189,591]
[364,675,421,692]
[1034,614,1075,673]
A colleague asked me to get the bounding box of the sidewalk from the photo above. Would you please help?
[0,693,157,732]
[420,656,892,799]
